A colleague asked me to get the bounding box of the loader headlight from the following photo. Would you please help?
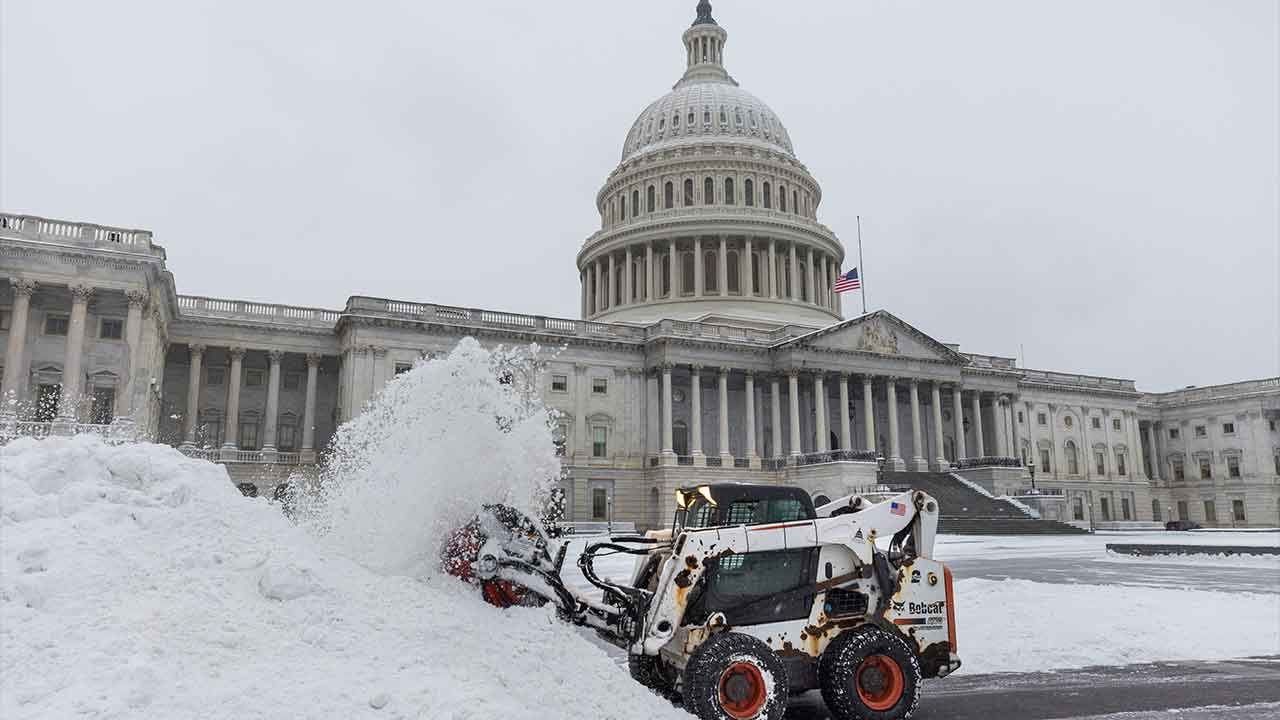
[675,490,689,510]
[698,485,718,507]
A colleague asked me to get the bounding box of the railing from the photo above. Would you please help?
[763,458,788,471]
[177,295,341,328]
[795,449,879,466]
[677,455,695,466]
[276,452,301,465]
[347,297,651,342]
[1,420,131,444]
[649,457,660,467]
[1020,369,1137,392]
[0,213,157,252]
[705,456,723,468]
[1147,377,1280,405]
[178,447,221,462]
[584,205,837,243]
[734,458,751,469]
[953,456,1023,470]
[657,319,789,346]
[963,353,1018,370]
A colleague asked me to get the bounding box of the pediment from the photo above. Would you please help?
[774,311,967,364]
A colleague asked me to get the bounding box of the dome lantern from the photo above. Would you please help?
[680,2,733,87]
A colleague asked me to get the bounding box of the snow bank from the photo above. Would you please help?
[955,577,1280,674]
[1,341,687,719]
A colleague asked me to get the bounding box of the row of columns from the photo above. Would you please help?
[655,363,1013,468]
[582,237,841,316]
[178,344,322,457]
[2,278,149,422]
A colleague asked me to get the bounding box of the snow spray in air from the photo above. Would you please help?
[299,338,560,576]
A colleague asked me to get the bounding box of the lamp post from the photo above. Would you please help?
[1028,459,1038,493]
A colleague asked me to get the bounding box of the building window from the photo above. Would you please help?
[239,421,260,450]
[1274,454,1280,476]
[1039,448,1051,472]
[592,427,608,458]
[632,190,640,215]
[90,387,115,425]
[207,367,226,386]
[1194,425,1206,438]
[1199,457,1211,479]
[99,318,124,340]
[1037,413,1047,426]
[1227,456,1241,478]
[664,181,674,209]
[727,251,740,293]
[1152,498,1162,521]
[1112,418,1122,431]
[1017,411,1024,423]
[1177,501,1189,521]
[1271,420,1277,432]
[1095,451,1106,475]
[551,375,568,393]
[704,251,718,292]
[1169,427,1180,439]
[394,363,413,376]
[1100,497,1111,521]
[1072,497,1084,521]
[44,315,69,336]
[553,424,567,456]
[1091,417,1101,429]
[684,178,695,206]
[1064,415,1074,428]
[1232,500,1246,522]
[1065,441,1079,474]
[744,179,754,206]
[34,384,59,422]
[1116,452,1127,476]
[704,177,715,204]
[647,185,656,213]
[1172,457,1185,481]
[198,417,222,448]
[592,378,608,395]
[283,373,302,390]
[0,309,10,331]
[246,370,265,387]
[763,182,772,208]
[724,178,735,205]
[779,187,788,212]
[592,487,608,520]
[1222,422,1235,435]
[278,417,298,451]
[1121,497,1131,521]
[1203,500,1216,523]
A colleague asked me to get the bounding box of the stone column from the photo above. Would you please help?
[862,376,876,453]
[770,376,783,459]
[591,262,601,314]
[1146,423,1162,482]
[690,365,704,462]
[1130,411,1147,480]
[952,385,967,461]
[574,363,589,460]
[886,378,903,470]
[607,253,616,309]
[2,279,37,411]
[302,353,321,461]
[788,371,801,457]
[788,243,799,300]
[580,270,587,317]
[222,348,245,451]
[645,242,655,301]
[180,343,205,447]
[995,396,1010,456]
[58,283,94,422]
[743,238,754,298]
[718,237,728,297]
[668,239,678,297]
[718,367,731,460]
[931,383,948,470]
[971,391,986,457]
[262,350,283,452]
[116,290,147,418]
[838,373,851,451]
[806,247,816,304]
[768,239,778,298]
[908,379,926,470]
[694,238,704,297]
[661,365,674,457]
[813,373,828,452]
[623,245,633,305]
[745,371,758,463]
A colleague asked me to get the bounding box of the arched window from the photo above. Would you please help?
[793,190,799,214]
[744,179,754,206]
[1066,441,1079,475]
[751,252,761,294]
[704,177,715,204]
[724,178,736,205]
[673,421,689,456]
[661,254,672,296]
[727,251,740,293]
[681,251,695,294]
[647,186,656,213]
[684,179,694,206]
[779,186,788,212]
[664,182,674,210]
[704,251,718,292]
[619,194,626,221]
[763,182,772,209]
[632,190,640,216]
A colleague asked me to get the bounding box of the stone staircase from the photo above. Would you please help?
[882,471,1088,535]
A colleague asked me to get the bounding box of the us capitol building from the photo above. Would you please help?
[2,2,1277,528]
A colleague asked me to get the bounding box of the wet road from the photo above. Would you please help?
[941,553,1280,594]
[786,656,1280,719]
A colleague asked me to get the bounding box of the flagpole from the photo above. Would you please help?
[856,215,867,315]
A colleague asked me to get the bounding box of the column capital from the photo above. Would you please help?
[785,368,799,379]
[908,377,920,387]
[689,363,705,373]
[718,365,731,376]
[69,283,95,303]
[371,346,388,358]
[573,362,589,374]
[125,289,148,308]
[838,371,851,380]
[305,353,323,367]
[656,362,675,372]
[227,346,246,361]
[743,369,756,379]
[9,277,37,297]
[352,345,370,357]
[189,343,207,357]
[267,349,286,364]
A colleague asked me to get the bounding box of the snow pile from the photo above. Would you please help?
[955,578,1280,674]
[1,341,688,719]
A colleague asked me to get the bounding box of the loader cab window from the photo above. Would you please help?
[684,548,818,628]
[684,496,812,529]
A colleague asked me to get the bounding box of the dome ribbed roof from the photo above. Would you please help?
[620,82,795,162]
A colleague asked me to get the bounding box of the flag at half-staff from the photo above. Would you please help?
[833,267,861,293]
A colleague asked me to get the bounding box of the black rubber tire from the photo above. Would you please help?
[629,653,677,696]
[682,632,788,720]
[819,626,922,720]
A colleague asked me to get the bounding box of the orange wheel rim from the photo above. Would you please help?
[718,661,768,719]
[855,654,905,711]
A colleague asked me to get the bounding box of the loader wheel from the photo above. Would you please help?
[819,626,921,720]
[682,632,787,720]
[628,654,678,698]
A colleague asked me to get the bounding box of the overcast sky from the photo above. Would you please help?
[2,0,1277,392]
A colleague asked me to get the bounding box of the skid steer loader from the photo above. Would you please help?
[445,483,960,720]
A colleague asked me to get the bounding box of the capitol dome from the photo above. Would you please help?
[578,1,845,329]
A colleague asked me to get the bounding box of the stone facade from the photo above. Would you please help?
[2,3,1277,528]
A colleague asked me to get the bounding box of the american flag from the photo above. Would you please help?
[890,501,907,516]
[833,267,861,293]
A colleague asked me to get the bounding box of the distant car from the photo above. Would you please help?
[1165,520,1201,531]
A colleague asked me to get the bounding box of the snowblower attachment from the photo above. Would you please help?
[445,484,961,720]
